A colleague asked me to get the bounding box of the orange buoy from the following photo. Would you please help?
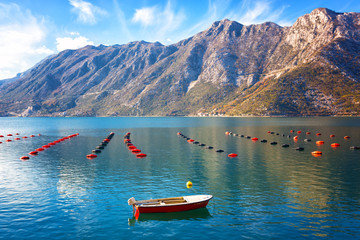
[131,149,141,153]
[251,137,258,141]
[297,131,302,134]
[20,156,30,160]
[316,141,325,145]
[36,148,45,151]
[136,153,147,158]
[187,139,195,143]
[344,136,351,139]
[293,136,298,140]
[177,132,182,135]
[330,134,335,138]
[312,151,322,156]
[225,131,230,135]
[306,132,311,135]
[316,133,321,136]
[86,154,97,159]
[29,151,38,155]
[331,143,340,147]
[228,153,238,157]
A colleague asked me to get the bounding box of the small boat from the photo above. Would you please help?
[128,195,213,214]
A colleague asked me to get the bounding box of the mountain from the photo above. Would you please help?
[0,8,359,117]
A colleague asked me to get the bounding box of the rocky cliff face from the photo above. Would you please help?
[0,8,359,116]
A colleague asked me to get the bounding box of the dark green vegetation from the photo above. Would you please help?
[0,8,359,116]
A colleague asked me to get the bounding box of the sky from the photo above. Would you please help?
[0,0,359,80]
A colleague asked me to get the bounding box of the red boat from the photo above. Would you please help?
[128,195,213,213]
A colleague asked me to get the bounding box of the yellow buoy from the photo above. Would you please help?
[186,181,193,188]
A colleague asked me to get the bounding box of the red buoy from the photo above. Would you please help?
[228,153,238,157]
[331,143,340,147]
[306,132,311,135]
[15,138,20,140]
[312,151,322,156]
[136,153,147,158]
[316,141,325,145]
[7,134,12,136]
[128,145,137,149]
[297,131,302,134]
[251,137,258,141]
[131,149,141,153]
[124,139,131,142]
[22,136,28,138]
[103,139,110,142]
[187,139,195,143]
[5,139,12,142]
[0,135,3,137]
[293,136,298,140]
[42,145,50,148]
[316,133,321,136]
[36,148,45,151]
[344,136,351,139]
[29,151,38,155]
[15,133,19,135]
[330,134,335,138]
[177,132,181,135]
[86,154,97,159]
[20,156,30,160]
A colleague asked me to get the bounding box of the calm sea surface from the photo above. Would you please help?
[0,117,359,239]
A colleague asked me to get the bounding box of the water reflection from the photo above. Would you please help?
[128,208,212,226]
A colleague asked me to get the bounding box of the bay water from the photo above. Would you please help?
[0,117,359,239]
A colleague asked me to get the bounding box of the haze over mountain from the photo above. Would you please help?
[0,8,359,117]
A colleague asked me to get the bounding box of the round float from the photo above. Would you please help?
[136,153,147,158]
[228,153,238,157]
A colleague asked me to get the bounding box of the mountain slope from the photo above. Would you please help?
[0,8,359,117]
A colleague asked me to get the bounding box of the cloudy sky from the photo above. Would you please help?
[0,0,359,80]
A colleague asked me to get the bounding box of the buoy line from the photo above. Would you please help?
[20,133,79,160]
[124,132,147,158]
[86,132,115,159]
[177,132,237,157]
[227,130,308,152]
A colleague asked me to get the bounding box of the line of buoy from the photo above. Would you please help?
[178,132,226,155]
[87,132,114,159]
[19,133,79,160]
[124,132,147,158]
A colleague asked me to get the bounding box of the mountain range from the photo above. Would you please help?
[0,8,359,117]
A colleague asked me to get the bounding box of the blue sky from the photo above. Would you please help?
[0,0,359,80]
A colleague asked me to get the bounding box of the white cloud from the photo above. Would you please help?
[131,0,186,43]
[69,0,107,24]
[132,7,156,26]
[56,35,94,51]
[0,3,53,79]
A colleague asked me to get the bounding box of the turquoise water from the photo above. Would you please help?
[0,117,360,239]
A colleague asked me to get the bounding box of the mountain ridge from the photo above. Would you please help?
[0,8,359,117]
